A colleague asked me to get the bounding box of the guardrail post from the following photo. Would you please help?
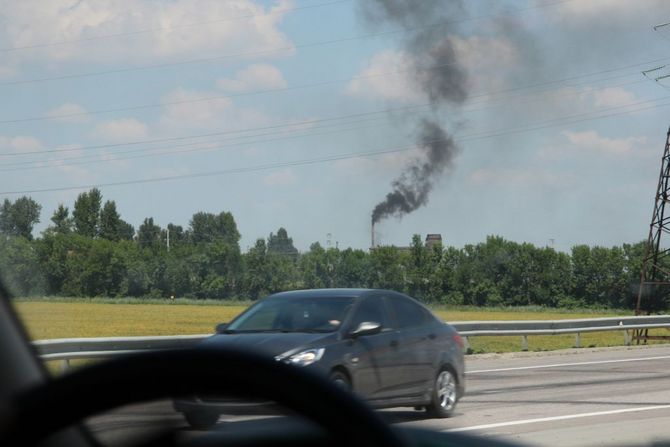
[521,335,528,351]
[59,359,70,373]
[575,332,581,348]
[463,336,470,353]
[624,331,631,346]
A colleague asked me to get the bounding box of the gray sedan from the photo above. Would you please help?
[174,288,465,429]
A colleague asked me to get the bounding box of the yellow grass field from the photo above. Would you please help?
[12,300,667,354]
[15,301,246,340]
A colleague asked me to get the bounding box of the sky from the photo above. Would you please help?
[1,0,670,253]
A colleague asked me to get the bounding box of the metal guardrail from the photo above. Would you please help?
[453,315,670,351]
[32,315,670,370]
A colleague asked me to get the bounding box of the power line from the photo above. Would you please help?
[0,0,576,87]
[0,49,661,127]
[0,117,392,167]
[0,76,648,171]
[0,119,391,172]
[0,103,434,157]
[0,146,416,195]
[0,72,646,170]
[3,95,669,196]
[460,96,670,142]
[0,62,458,124]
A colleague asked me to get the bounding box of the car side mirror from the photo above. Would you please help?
[215,323,228,334]
[349,321,382,338]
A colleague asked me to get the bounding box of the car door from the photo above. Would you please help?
[384,293,436,397]
[345,294,397,399]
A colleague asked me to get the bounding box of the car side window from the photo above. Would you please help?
[349,296,392,331]
[388,295,432,329]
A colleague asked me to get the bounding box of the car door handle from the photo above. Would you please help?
[390,340,399,348]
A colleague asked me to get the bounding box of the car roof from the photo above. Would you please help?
[266,288,385,300]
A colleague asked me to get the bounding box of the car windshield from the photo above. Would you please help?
[4,1,670,446]
[227,296,353,333]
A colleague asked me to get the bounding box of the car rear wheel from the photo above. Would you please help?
[329,370,351,392]
[425,368,457,418]
[184,410,220,430]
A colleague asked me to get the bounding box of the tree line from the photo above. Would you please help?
[0,189,663,309]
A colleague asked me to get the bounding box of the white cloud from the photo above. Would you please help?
[0,64,17,80]
[47,103,90,123]
[556,0,663,18]
[217,64,287,92]
[263,168,295,186]
[346,50,420,102]
[0,135,43,153]
[563,130,647,156]
[537,130,652,162]
[468,167,568,188]
[40,144,98,182]
[158,87,269,132]
[159,88,235,131]
[589,87,636,108]
[94,118,148,141]
[0,0,294,74]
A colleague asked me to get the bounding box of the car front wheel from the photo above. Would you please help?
[184,410,220,430]
[425,368,457,418]
[329,370,351,392]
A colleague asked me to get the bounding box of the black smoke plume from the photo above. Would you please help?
[372,119,456,223]
[362,0,468,225]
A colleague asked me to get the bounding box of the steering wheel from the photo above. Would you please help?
[0,346,405,447]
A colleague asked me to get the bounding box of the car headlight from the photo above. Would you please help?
[278,348,325,367]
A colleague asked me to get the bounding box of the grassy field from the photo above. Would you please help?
[12,298,667,355]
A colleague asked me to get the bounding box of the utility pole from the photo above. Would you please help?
[635,127,670,342]
[166,227,170,253]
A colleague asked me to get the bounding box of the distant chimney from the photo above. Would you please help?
[371,222,376,248]
[425,234,442,249]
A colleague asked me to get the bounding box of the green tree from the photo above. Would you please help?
[99,200,122,241]
[47,204,74,235]
[189,211,239,245]
[333,248,370,288]
[0,235,44,296]
[0,199,10,234]
[368,245,408,291]
[242,238,300,299]
[0,196,42,240]
[267,227,299,261]
[161,223,185,249]
[137,217,161,249]
[118,220,135,241]
[61,237,127,297]
[407,234,431,300]
[299,242,331,288]
[73,188,102,237]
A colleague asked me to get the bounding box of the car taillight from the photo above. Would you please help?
[453,333,464,348]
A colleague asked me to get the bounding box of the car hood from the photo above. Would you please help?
[199,332,337,358]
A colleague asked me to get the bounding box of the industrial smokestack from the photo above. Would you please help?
[371,221,375,248]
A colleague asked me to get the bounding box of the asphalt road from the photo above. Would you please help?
[86,345,670,446]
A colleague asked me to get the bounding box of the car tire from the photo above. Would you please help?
[329,370,351,392]
[183,410,220,430]
[425,368,458,418]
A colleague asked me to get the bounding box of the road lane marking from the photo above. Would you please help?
[445,405,670,432]
[467,355,670,374]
